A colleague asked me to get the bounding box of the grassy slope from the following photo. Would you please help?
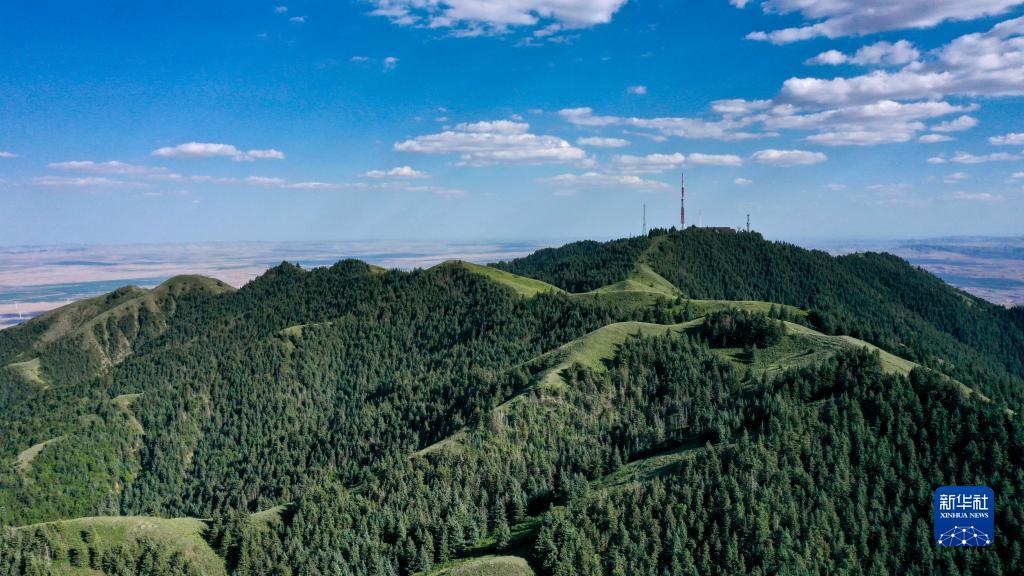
[2,275,233,372]
[445,261,564,298]
[420,555,535,576]
[588,263,679,298]
[531,321,688,391]
[249,504,286,531]
[5,357,47,388]
[16,516,225,576]
[111,393,144,434]
[14,436,67,473]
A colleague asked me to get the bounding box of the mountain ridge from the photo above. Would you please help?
[2,229,1022,576]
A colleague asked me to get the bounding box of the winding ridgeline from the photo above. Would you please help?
[2,229,1023,576]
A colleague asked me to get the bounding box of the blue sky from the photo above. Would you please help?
[2,0,1024,245]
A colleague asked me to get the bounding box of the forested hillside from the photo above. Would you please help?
[500,228,1024,406]
[2,230,1023,575]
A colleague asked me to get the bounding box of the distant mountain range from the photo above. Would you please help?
[3,235,1024,332]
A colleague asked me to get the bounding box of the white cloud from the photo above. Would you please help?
[752,149,827,166]
[561,98,972,146]
[760,99,978,146]
[919,133,955,143]
[989,132,1024,145]
[369,0,629,35]
[559,107,621,127]
[807,40,920,67]
[244,149,286,160]
[951,191,1001,201]
[852,40,921,66]
[743,0,1024,44]
[627,85,648,95]
[151,142,285,161]
[241,176,370,191]
[455,120,530,133]
[867,183,913,193]
[780,17,1024,106]
[0,151,17,158]
[612,153,685,173]
[282,181,350,190]
[290,16,305,23]
[734,177,753,185]
[32,176,144,189]
[576,136,630,148]
[612,152,743,173]
[825,183,847,191]
[245,176,288,186]
[383,56,399,70]
[559,107,765,141]
[943,171,969,183]
[275,6,288,13]
[544,172,670,191]
[364,166,430,179]
[710,99,773,115]
[395,120,587,165]
[350,55,369,62]
[930,115,979,133]
[806,49,849,66]
[687,153,744,166]
[928,151,1024,164]
[48,160,168,176]
[383,183,468,197]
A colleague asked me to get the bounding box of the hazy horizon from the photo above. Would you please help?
[3,233,1023,329]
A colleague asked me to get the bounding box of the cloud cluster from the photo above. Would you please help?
[742,0,1024,44]
[543,171,670,192]
[561,96,977,147]
[576,137,630,148]
[33,176,145,189]
[559,107,765,141]
[0,151,18,158]
[928,151,1024,164]
[807,40,919,67]
[781,17,1024,106]
[751,149,828,166]
[561,12,1024,150]
[151,142,285,161]
[395,120,587,165]
[242,175,369,191]
[611,152,743,173]
[363,166,430,179]
[370,0,628,35]
[48,160,169,176]
[951,191,1001,201]
[765,100,978,146]
[989,132,1024,145]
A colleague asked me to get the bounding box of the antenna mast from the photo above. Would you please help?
[680,173,686,229]
[642,203,647,236]
[746,214,750,232]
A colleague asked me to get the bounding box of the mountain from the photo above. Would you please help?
[1,229,1022,576]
